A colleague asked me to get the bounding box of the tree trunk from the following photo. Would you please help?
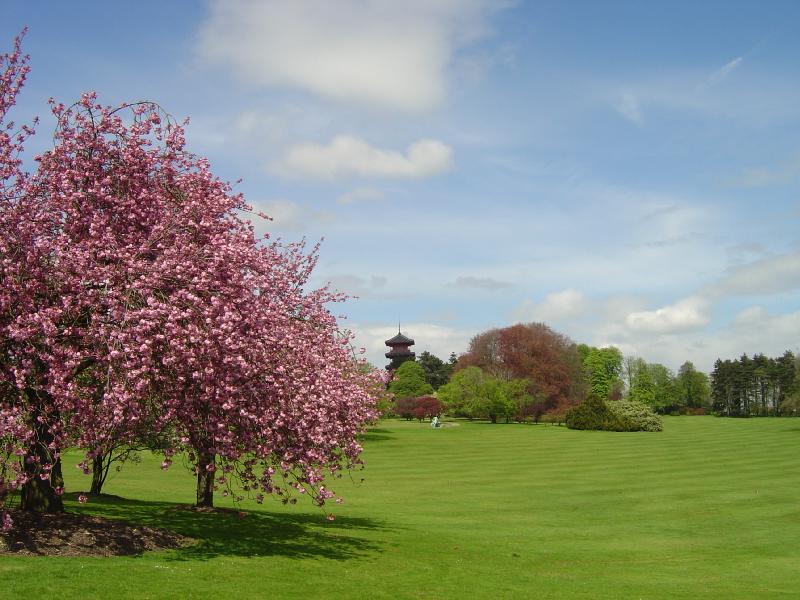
[195,451,215,508]
[90,454,106,496]
[20,416,64,513]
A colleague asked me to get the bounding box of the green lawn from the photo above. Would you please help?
[2,416,799,599]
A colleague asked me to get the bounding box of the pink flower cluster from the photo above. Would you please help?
[0,32,383,525]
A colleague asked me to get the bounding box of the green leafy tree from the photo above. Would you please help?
[479,377,516,423]
[583,346,623,399]
[780,391,800,415]
[388,360,434,399]
[779,360,800,415]
[503,378,539,422]
[710,352,795,416]
[437,366,487,418]
[647,363,679,412]
[416,351,453,390]
[629,363,656,406]
[438,367,532,423]
[676,361,711,410]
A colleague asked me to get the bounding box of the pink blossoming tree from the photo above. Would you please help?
[0,33,381,529]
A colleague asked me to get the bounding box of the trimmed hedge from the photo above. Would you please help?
[566,396,662,432]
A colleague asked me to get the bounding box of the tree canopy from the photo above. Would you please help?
[711,352,794,416]
[580,345,623,400]
[0,34,381,526]
[416,350,454,390]
[388,360,433,399]
[457,323,584,413]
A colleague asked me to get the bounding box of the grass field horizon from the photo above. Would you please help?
[2,416,799,599]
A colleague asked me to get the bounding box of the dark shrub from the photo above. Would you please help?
[411,396,443,421]
[566,396,662,432]
[565,395,620,430]
[393,396,417,420]
[540,404,569,425]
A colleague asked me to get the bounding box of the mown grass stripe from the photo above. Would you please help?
[1,416,799,599]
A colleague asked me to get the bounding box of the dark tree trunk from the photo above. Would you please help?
[195,451,215,508]
[90,454,106,496]
[20,415,64,513]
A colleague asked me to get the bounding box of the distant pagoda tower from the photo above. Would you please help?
[385,326,415,370]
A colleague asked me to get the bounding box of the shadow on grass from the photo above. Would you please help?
[67,493,389,562]
[358,427,396,443]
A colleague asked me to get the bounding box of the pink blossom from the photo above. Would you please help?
[0,32,383,518]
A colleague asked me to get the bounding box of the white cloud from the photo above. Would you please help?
[732,305,800,336]
[337,187,385,205]
[272,135,454,180]
[625,295,712,334]
[620,252,800,337]
[249,199,333,233]
[514,289,590,323]
[197,0,506,112]
[503,286,798,372]
[712,251,800,296]
[353,322,475,369]
[448,276,513,290]
[324,274,387,298]
[605,250,800,359]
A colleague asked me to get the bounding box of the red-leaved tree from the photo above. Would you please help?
[457,323,586,414]
[410,396,443,421]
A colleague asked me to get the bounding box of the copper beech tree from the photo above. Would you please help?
[0,34,381,529]
[456,323,586,415]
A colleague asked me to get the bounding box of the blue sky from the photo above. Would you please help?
[3,1,799,372]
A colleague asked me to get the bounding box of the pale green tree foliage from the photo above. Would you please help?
[480,377,516,423]
[438,367,533,422]
[437,366,487,418]
[646,363,679,411]
[388,360,433,399]
[629,360,656,405]
[582,346,623,399]
[676,361,711,409]
[625,357,680,411]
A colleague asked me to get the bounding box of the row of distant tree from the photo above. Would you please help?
[386,322,799,421]
[621,356,710,414]
[711,352,799,416]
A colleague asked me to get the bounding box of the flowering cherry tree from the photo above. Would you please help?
[0,33,382,528]
[0,31,52,525]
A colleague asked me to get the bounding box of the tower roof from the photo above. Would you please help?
[385,332,415,346]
